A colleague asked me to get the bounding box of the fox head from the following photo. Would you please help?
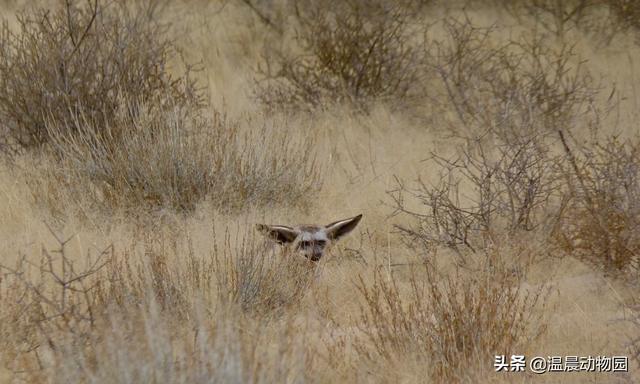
[256,214,362,261]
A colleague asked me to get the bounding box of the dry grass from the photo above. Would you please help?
[0,225,319,383]
[0,0,200,155]
[1,0,639,383]
[25,93,322,216]
[554,133,640,277]
[0,238,319,383]
[351,250,547,382]
[213,227,316,317]
[1,1,323,217]
[255,0,422,111]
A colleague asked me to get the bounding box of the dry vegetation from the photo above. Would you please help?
[255,0,424,111]
[0,0,639,383]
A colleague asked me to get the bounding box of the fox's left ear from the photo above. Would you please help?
[325,214,362,240]
[256,224,299,245]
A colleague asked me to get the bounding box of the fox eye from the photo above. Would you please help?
[297,240,326,249]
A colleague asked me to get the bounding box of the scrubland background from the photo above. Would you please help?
[1,0,640,382]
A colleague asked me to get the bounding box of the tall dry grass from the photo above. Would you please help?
[0,0,323,219]
[255,0,422,111]
[0,224,549,383]
[350,251,547,381]
[27,94,322,216]
[0,227,319,383]
[0,0,200,155]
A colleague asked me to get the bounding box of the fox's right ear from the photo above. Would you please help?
[256,224,299,244]
[325,214,362,240]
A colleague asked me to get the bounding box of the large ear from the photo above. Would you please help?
[256,224,299,244]
[325,214,362,240]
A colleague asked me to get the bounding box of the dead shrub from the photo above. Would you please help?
[494,0,640,45]
[594,0,640,45]
[256,0,421,111]
[389,19,602,258]
[0,228,216,375]
[26,94,322,215]
[352,250,546,381]
[554,133,640,276]
[498,0,594,39]
[426,18,600,140]
[606,0,640,33]
[389,134,563,260]
[0,227,313,382]
[0,227,113,375]
[0,0,200,156]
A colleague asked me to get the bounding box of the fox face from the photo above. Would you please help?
[256,214,362,261]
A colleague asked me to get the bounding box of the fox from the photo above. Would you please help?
[256,214,362,262]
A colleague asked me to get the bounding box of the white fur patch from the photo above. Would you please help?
[299,230,329,242]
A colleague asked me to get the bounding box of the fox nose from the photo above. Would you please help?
[308,252,323,262]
